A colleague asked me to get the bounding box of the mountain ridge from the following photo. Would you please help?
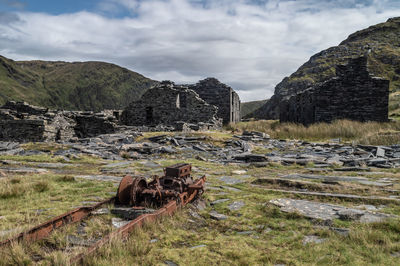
[0,55,158,111]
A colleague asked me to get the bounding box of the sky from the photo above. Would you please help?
[0,1,399,102]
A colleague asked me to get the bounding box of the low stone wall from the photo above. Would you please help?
[0,120,46,142]
[0,102,120,142]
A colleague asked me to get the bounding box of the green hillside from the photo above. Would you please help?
[0,55,157,111]
[240,99,268,118]
[249,17,400,119]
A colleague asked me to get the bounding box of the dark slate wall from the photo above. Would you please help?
[279,57,389,125]
[121,81,221,127]
[189,78,241,124]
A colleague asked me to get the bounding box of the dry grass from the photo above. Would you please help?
[228,119,400,144]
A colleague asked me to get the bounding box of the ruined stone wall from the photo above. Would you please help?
[0,102,119,142]
[279,57,389,125]
[73,113,117,138]
[121,81,221,128]
[189,78,241,124]
[0,120,46,142]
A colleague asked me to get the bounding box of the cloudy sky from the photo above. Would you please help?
[0,0,399,101]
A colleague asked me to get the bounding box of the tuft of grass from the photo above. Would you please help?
[56,175,76,183]
[33,181,49,193]
[0,242,32,266]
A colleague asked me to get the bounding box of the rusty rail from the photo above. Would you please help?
[0,197,114,248]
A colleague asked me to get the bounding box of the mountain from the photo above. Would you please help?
[240,99,268,118]
[0,55,157,111]
[249,17,400,120]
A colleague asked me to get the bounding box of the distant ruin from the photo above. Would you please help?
[121,81,222,131]
[279,57,389,125]
[0,78,241,142]
[189,78,241,125]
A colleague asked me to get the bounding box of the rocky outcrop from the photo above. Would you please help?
[249,17,400,120]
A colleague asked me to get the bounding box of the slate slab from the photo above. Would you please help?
[209,211,227,220]
[219,176,244,185]
[228,201,245,211]
[270,198,395,223]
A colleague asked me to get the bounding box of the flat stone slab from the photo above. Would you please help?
[209,211,227,220]
[100,168,138,175]
[228,201,245,211]
[102,161,131,168]
[76,175,122,182]
[282,174,368,183]
[303,235,327,245]
[210,199,230,205]
[219,176,244,185]
[32,162,78,169]
[270,198,395,223]
[0,167,48,174]
[232,170,247,175]
[111,218,130,228]
[67,235,97,247]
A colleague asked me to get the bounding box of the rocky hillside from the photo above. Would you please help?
[249,17,400,120]
[0,55,157,111]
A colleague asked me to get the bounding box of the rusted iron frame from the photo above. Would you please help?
[0,197,114,248]
[71,175,206,264]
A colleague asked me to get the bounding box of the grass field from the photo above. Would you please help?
[0,149,399,265]
[228,119,400,145]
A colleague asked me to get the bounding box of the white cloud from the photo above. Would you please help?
[0,0,399,101]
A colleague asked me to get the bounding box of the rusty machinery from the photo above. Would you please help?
[117,163,204,207]
[0,163,206,264]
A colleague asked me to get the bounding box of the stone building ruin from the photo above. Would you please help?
[0,78,241,142]
[279,57,389,125]
[189,78,241,125]
[0,101,119,142]
[121,81,222,130]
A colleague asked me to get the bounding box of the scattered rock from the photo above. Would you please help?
[67,235,97,247]
[111,218,130,228]
[236,231,255,235]
[228,201,245,211]
[232,170,247,175]
[302,235,327,245]
[164,260,178,266]
[219,176,244,185]
[209,211,227,221]
[210,199,229,205]
[111,207,155,220]
[190,244,207,249]
[92,208,110,215]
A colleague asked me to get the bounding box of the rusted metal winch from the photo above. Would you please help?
[116,163,204,207]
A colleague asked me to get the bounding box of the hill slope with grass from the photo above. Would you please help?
[240,99,268,118]
[248,17,400,120]
[0,55,157,111]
